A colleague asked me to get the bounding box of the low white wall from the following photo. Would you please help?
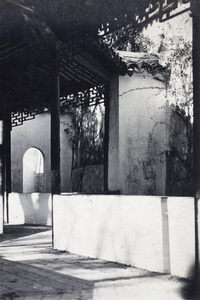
[53,194,195,279]
[168,197,195,278]
[8,193,52,226]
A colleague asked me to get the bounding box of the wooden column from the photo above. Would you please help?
[104,86,109,193]
[0,107,4,233]
[50,42,61,195]
[0,101,11,227]
[0,108,3,194]
[3,103,11,223]
[193,1,200,296]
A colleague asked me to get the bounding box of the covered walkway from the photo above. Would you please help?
[0,225,194,300]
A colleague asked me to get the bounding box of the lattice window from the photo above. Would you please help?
[11,84,108,128]
[60,85,108,109]
[11,108,48,128]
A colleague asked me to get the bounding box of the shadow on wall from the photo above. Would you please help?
[180,263,198,300]
[0,224,51,242]
[8,193,52,226]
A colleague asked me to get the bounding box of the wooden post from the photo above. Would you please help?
[50,42,61,195]
[104,86,109,193]
[0,109,3,233]
[192,1,200,296]
[0,101,11,228]
[3,102,11,223]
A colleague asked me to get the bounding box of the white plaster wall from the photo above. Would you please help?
[168,197,195,279]
[53,195,164,273]
[8,193,52,225]
[11,111,72,193]
[11,113,51,193]
[118,72,168,195]
[53,194,195,279]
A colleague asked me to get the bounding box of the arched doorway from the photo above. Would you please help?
[23,147,44,193]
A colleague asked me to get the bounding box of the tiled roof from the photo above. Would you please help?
[117,51,170,82]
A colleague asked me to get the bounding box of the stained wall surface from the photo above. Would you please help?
[119,72,168,195]
[108,68,169,195]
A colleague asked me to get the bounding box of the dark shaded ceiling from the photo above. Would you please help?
[0,0,191,112]
[0,0,191,43]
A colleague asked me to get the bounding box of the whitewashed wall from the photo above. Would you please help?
[8,193,52,226]
[119,72,168,195]
[11,113,51,193]
[53,194,195,279]
[108,58,170,195]
[11,111,72,193]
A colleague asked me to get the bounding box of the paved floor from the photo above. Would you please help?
[0,225,196,300]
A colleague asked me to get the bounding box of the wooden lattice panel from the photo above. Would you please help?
[60,85,108,109]
[11,109,48,128]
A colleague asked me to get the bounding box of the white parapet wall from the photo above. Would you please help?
[8,193,52,226]
[53,194,195,279]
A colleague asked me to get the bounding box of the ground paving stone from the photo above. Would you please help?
[0,225,195,299]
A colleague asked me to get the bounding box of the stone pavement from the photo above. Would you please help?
[0,225,195,300]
